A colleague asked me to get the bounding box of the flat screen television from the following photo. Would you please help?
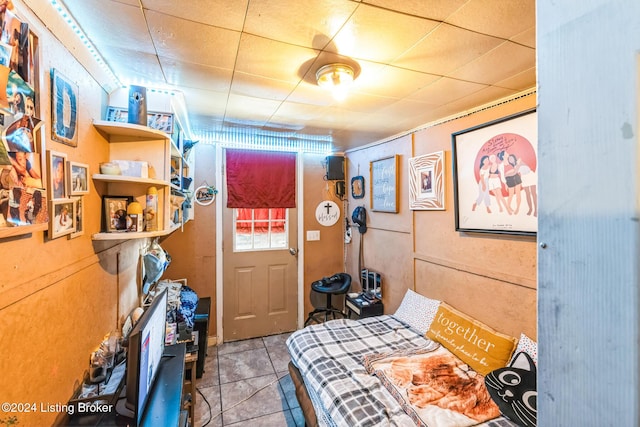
[116,288,168,426]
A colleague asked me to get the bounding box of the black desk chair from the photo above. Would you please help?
[304,273,352,326]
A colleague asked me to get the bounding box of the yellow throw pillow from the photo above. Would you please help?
[426,303,517,376]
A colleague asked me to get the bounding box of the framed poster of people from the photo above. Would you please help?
[51,68,78,147]
[452,109,537,236]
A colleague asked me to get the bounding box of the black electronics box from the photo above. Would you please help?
[325,156,345,180]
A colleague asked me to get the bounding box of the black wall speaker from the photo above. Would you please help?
[325,156,345,180]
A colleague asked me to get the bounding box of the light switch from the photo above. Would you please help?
[306,230,320,241]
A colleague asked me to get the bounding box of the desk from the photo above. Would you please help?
[63,343,187,427]
[184,351,198,425]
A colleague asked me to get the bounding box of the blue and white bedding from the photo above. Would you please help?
[286,315,517,427]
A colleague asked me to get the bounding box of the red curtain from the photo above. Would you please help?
[226,149,296,208]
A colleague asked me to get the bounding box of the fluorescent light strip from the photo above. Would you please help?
[49,0,120,87]
[195,129,334,154]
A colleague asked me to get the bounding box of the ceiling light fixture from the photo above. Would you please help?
[316,63,355,101]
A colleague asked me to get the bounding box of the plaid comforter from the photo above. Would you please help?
[286,315,517,427]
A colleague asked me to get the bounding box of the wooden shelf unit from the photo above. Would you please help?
[91,120,191,241]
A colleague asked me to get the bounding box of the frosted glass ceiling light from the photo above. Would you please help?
[316,63,355,101]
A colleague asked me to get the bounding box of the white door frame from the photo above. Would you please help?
[215,145,305,344]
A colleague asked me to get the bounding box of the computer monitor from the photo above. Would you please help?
[117,288,167,426]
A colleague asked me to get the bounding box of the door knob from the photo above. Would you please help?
[289,247,298,256]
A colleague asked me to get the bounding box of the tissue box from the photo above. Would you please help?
[111,160,149,178]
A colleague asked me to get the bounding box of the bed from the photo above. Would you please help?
[286,290,537,427]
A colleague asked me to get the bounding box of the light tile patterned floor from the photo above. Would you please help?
[194,333,304,427]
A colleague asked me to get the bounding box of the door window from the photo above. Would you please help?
[233,208,288,251]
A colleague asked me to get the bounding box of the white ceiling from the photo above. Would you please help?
[59,0,536,152]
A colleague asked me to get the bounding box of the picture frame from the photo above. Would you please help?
[194,185,216,206]
[49,198,76,239]
[68,161,89,195]
[105,106,175,134]
[69,196,84,239]
[351,175,365,199]
[370,155,399,213]
[102,196,133,232]
[47,150,68,200]
[452,109,538,236]
[409,151,445,210]
[51,68,78,147]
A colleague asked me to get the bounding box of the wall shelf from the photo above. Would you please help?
[91,120,192,241]
[91,222,182,241]
[0,223,48,240]
[92,174,169,187]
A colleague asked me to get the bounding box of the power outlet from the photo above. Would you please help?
[306,230,320,241]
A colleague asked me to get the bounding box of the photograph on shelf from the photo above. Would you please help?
[409,151,445,210]
[370,155,399,213]
[102,195,133,233]
[50,68,78,147]
[69,196,83,239]
[68,161,89,195]
[105,106,174,133]
[47,150,67,200]
[452,109,538,235]
[49,198,76,239]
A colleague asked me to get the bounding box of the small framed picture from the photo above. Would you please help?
[49,198,76,239]
[68,161,89,195]
[409,151,445,210]
[51,68,79,147]
[105,106,127,123]
[351,175,365,199]
[69,196,84,239]
[102,196,132,232]
[47,150,68,200]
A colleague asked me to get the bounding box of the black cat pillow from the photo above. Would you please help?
[484,351,537,427]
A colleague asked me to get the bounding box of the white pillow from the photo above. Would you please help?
[511,333,538,366]
[393,289,441,334]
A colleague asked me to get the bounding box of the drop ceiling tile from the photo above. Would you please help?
[362,0,468,22]
[179,87,229,117]
[65,0,155,53]
[235,33,320,83]
[271,101,326,124]
[243,0,358,49]
[146,11,240,68]
[140,0,248,31]
[440,85,520,116]
[109,0,139,5]
[230,72,298,101]
[408,77,487,105]
[285,82,338,107]
[103,48,166,85]
[446,0,536,40]
[512,27,536,48]
[336,92,400,113]
[353,65,440,99]
[494,67,537,92]
[159,58,233,92]
[450,41,536,85]
[330,3,440,63]
[225,93,283,122]
[393,23,503,76]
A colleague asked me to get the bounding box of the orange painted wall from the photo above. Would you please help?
[345,94,537,339]
[0,5,143,426]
